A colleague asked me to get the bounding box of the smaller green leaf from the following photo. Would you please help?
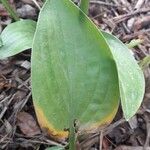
[102,31,145,120]
[0,19,36,59]
[45,146,64,150]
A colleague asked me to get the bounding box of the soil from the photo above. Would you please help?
[0,0,150,149]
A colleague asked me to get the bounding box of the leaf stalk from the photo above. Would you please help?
[69,120,76,150]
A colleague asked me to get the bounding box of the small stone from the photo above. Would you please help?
[17,4,37,19]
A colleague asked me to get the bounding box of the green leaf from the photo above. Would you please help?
[126,39,143,49]
[0,36,3,47]
[139,55,150,69]
[102,31,145,120]
[32,0,119,139]
[45,146,64,150]
[0,19,36,59]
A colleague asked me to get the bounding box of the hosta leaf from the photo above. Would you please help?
[102,31,145,120]
[32,0,119,139]
[0,19,36,59]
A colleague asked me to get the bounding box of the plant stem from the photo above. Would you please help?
[1,0,19,21]
[80,0,90,15]
[69,121,76,150]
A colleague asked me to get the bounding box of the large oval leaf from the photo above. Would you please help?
[31,0,120,139]
[102,31,145,120]
[0,19,36,59]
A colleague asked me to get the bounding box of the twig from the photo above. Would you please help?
[90,0,119,8]
[113,8,150,23]
[31,0,41,10]
[17,92,31,112]
[0,94,15,120]
[144,113,150,149]
[134,0,145,10]
[120,0,132,10]
[80,118,126,148]
[122,29,150,41]
[16,136,64,147]
[99,131,103,150]
[103,118,125,135]
[115,146,150,150]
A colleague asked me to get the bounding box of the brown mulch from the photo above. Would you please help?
[0,0,150,149]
